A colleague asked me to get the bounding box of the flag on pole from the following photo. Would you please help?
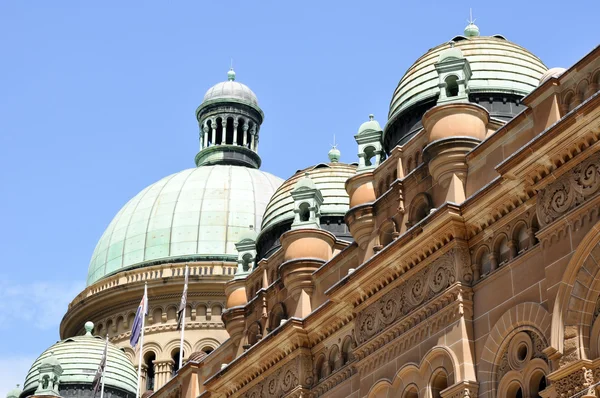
[130,289,148,348]
[177,266,189,330]
[92,335,108,398]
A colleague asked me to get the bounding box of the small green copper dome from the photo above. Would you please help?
[22,324,137,396]
[292,172,317,191]
[87,165,283,286]
[6,385,22,398]
[357,114,383,136]
[328,146,341,163]
[260,162,356,234]
[464,22,480,37]
[227,67,236,81]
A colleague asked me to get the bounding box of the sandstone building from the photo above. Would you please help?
[12,21,600,398]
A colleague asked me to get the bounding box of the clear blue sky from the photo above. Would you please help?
[0,0,597,393]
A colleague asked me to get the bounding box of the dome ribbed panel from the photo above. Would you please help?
[202,81,259,106]
[22,336,138,395]
[87,165,283,286]
[260,163,356,233]
[388,37,547,120]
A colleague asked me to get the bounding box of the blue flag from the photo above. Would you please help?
[130,289,148,348]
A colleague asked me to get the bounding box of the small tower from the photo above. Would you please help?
[6,385,22,398]
[355,115,384,172]
[234,226,257,277]
[195,68,264,168]
[35,352,62,396]
[290,173,324,230]
[435,45,472,105]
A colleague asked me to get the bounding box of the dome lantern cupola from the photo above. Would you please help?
[195,68,264,168]
[290,173,324,230]
[435,45,471,105]
[355,114,384,172]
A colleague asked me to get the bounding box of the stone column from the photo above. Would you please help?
[221,118,228,145]
[211,119,216,146]
[140,364,148,393]
[250,128,256,151]
[233,120,239,145]
[153,360,173,390]
[203,124,209,149]
[243,124,248,147]
[508,240,518,260]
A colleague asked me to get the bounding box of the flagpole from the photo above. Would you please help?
[135,282,147,398]
[179,265,189,370]
[100,334,108,398]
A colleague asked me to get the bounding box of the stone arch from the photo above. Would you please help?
[329,344,343,372]
[164,339,192,360]
[367,379,393,398]
[551,220,600,362]
[193,338,220,354]
[493,232,511,265]
[478,302,551,398]
[315,353,330,381]
[408,193,432,226]
[577,79,589,102]
[562,90,576,112]
[379,218,398,247]
[141,342,163,362]
[269,302,287,331]
[151,306,164,325]
[368,346,459,398]
[341,335,355,365]
[511,220,529,254]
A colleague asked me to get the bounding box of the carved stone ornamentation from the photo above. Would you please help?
[242,355,311,398]
[355,250,457,344]
[537,153,600,227]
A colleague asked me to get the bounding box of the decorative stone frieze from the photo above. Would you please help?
[537,152,600,228]
[355,249,469,345]
[240,355,313,398]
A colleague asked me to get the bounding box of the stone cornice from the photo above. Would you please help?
[329,204,465,308]
[354,284,473,375]
[204,319,310,395]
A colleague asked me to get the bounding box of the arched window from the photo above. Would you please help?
[495,235,511,265]
[364,146,376,167]
[445,75,459,97]
[171,349,183,376]
[145,352,156,391]
[236,118,245,145]
[430,370,449,398]
[529,372,547,397]
[201,346,213,355]
[225,117,235,144]
[402,384,419,398]
[409,193,432,226]
[299,203,310,222]
[216,118,224,145]
[206,120,213,146]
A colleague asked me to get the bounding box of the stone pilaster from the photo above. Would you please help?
[153,359,174,391]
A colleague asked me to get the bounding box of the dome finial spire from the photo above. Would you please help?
[328,134,341,163]
[464,9,480,37]
[227,59,236,81]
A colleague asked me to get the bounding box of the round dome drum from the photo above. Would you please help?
[87,165,283,286]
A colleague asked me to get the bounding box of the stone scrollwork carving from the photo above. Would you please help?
[537,153,600,227]
[242,355,311,398]
[355,250,458,344]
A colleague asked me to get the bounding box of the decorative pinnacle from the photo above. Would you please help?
[464,9,480,37]
[227,67,236,81]
[369,114,374,121]
[84,321,94,336]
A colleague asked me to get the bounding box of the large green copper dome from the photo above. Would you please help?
[22,326,137,397]
[87,165,283,286]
